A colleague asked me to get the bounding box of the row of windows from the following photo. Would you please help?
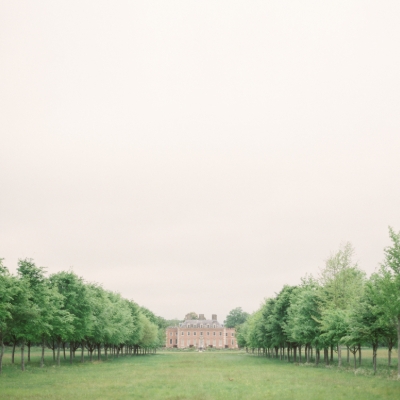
[179,324,222,328]
[168,338,236,346]
[169,332,234,337]
[170,339,236,346]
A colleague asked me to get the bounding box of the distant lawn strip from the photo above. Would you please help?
[1,350,399,400]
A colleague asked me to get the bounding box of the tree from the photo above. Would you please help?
[224,307,249,328]
[185,312,198,320]
[0,259,15,374]
[318,242,365,310]
[372,227,400,378]
[286,284,322,363]
[318,242,365,365]
[49,271,91,365]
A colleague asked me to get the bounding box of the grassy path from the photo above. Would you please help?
[0,350,399,399]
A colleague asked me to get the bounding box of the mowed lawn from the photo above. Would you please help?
[0,348,399,399]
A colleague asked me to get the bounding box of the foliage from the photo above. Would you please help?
[0,259,165,373]
[224,307,249,328]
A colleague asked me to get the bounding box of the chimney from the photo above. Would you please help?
[199,314,205,320]
[212,314,217,321]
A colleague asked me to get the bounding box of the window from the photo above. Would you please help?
[232,340,234,345]
[170,339,172,344]
[232,333,235,337]
[194,332,197,336]
[188,331,190,335]
[219,332,222,336]
[200,332,203,336]
[181,332,184,335]
[213,324,216,328]
[207,324,209,328]
[225,333,228,336]
[207,332,210,336]
[213,332,216,336]
[200,324,203,328]
[170,332,173,336]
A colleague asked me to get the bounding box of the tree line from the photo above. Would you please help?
[236,227,400,378]
[0,259,166,373]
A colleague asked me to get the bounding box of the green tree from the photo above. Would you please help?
[0,259,15,374]
[185,312,198,320]
[17,259,64,367]
[224,307,249,328]
[49,271,91,364]
[318,242,365,310]
[286,284,322,363]
[6,273,38,370]
[372,227,400,378]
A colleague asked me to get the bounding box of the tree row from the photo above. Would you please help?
[0,260,166,373]
[236,227,400,378]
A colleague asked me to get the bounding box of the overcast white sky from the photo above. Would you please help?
[1,1,399,321]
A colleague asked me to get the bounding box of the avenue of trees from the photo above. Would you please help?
[0,260,166,373]
[236,227,400,378]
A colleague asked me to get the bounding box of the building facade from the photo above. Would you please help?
[165,313,238,349]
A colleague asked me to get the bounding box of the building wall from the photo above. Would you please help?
[165,326,237,349]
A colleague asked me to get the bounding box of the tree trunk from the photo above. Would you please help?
[315,348,319,365]
[70,344,73,364]
[12,342,16,364]
[98,345,101,361]
[81,341,85,363]
[338,344,341,367]
[21,340,25,371]
[0,335,4,374]
[40,336,45,368]
[57,339,61,366]
[397,316,400,379]
[62,342,66,360]
[358,344,361,366]
[372,343,377,375]
[325,348,329,366]
[28,341,31,362]
[347,346,350,363]
[354,350,357,370]
[330,345,333,363]
[388,345,392,367]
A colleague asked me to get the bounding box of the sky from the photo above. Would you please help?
[1,1,400,321]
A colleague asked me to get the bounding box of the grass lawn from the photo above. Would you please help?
[0,347,399,399]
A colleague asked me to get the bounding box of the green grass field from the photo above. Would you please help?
[0,347,399,399]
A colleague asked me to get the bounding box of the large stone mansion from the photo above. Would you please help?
[165,313,238,349]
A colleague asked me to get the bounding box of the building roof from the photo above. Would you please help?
[173,319,224,328]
